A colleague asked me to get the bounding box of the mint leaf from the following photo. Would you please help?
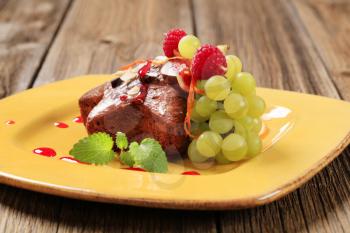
[69,132,115,165]
[120,151,134,167]
[129,138,168,173]
[116,132,128,150]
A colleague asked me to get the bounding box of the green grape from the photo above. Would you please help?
[224,93,248,119]
[246,132,262,157]
[196,80,207,91]
[209,110,234,134]
[238,116,262,134]
[233,120,247,138]
[252,117,262,133]
[195,96,217,117]
[188,140,208,163]
[237,116,254,131]
[196,131,223,158]
[178,35,201,59]
[247,95,266,117]
[191,122,209,135]
[215,152,231,164]
[232,72,256,96]
[204,75,231,101]
[225,55,242,82]
[191,106,209,123]
[221,133,248,161]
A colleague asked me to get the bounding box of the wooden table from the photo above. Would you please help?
[0,0,349,232]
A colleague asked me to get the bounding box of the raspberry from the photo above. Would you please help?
[191,44,227,80]
[163,28,187,57]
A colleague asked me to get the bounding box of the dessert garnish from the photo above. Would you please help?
[71,28,266,173]
[69,132,168,173]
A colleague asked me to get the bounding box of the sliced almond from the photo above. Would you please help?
[120,70,138,83]
[153,56,169,65]
[127,85,140,96]
[217,44,229,55]
[160,61,187,77]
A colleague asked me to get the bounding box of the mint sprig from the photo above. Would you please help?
[69,132,116,165]
[117,138,168,173]
[116,132,128,150]
[69,131,168,173]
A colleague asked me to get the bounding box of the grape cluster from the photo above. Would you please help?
[162,29,266,164]
[188,56,266,164]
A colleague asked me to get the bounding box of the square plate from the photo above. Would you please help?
[0,75,349,210]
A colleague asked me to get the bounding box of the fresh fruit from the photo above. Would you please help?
[233,120,247,138]
[188,140,208,163]
[221,133,248,161]
[209,110,234,134]
[225,55,242,82]
[232,72,256,96]
[190,106,209,122]
[196,80,207,91]
[176,67,192,91]
[224,93,248,119]
[196,131,223,157]
[191,44,227,80]
[204,75,231,100]
[247,95,266,117]
[246,132,262,157]
[252,117,262,133]
[178,35,201,59]
[237,116,262,134]
[215,152,231,164]
[195,96,217,117]
[163,28,187,57]
[191,122,209,135]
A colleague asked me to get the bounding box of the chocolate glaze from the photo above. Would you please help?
[79,60,189,157]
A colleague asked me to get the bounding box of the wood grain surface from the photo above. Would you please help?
[0,0,349,232]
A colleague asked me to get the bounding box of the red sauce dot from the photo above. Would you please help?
[182,171,200,175]
[54,122,69,128]
[73,116,83,123]
[60,156,89,165]
[119,95,128,101]
[5,120,15,125]
[123,167,146,172]
[33,147,56,157]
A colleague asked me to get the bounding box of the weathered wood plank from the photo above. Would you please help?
[193,0,350,232]
[0,0,73,232]
[34,0,193,86]
[0,0,72,98]
[292,0,350,101]
[56,199,216,233]
[0,185,62,233]
[32,0,217,232]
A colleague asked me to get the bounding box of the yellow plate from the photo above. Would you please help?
[0,75,349,210]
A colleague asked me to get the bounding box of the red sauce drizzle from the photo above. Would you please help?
[179,68,192,88]
[33,147,56,157]
[182,171,200,175]
[131,84,149,104]
[123,167,146,172]
[60,156,90,164]
[5,120,15,125]
[73,116,83,123]
[54,122,69,128]
[138,60,152,80]
[119,94,128,102]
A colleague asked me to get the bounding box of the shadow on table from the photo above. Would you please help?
[0,147,349,233]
